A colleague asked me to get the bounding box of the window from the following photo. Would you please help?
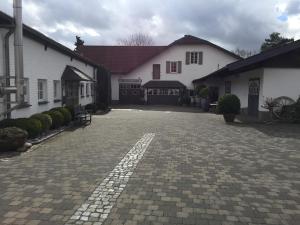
[53,80,61,100]
[23,78,29,103]
[166,61,182,74]
[38,79,47,102]
[86,83,89,96]
[171,62,177,73]
[225,81,231,94]
[191,52,198,64]
[186,51,203,65]
[80,83,84,97]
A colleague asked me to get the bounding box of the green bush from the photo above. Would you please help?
[0,127,28,151]
[218,94,241,115]
[195,85,206,97]
[30,113,52,132]
[65,105,75,120]
[0,118,42,138]
[199,87,209,99]
[51,107,72,125]
[294,97,300,123]
[43,110,64,129]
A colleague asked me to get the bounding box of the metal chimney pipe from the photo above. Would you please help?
[13,0,24,104]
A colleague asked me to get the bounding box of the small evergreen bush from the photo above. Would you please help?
[51,107,72,125]
[218,94,241,115]
[43,111,64,129]
[30,113,52,132]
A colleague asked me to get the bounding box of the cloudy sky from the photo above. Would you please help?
[1,0,300,51]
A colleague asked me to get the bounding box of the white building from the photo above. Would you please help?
[193,40,300,120]
[0,11,98,120]
[79,35,240,105]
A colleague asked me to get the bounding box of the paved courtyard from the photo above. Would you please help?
[0,106,300,225]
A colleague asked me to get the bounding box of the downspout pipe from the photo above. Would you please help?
[3,27,15,118]
[13,0,24,104]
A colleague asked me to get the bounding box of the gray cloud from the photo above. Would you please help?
[1,0,297,51]
[286,0,300,15]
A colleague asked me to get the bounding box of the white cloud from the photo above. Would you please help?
[1,0,299,51]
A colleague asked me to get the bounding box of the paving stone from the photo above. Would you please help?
[0,107,300,225]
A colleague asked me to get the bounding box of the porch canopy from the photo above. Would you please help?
[62,65,94,81]
[143,80,186,88]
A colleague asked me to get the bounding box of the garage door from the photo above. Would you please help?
[119,83,143,104]
[147,88,180,105]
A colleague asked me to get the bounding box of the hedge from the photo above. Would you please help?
[30,113,52,132]
[0,118,42,138]
[43,110,64,129]
[51,107,72,125]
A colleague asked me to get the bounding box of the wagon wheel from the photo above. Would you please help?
[272,96,295,120]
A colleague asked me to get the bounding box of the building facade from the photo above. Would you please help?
[193,40,300,119]
[0,11,98,120]
[79,35,240,105]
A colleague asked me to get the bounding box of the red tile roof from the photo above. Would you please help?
[78,35,241,75]
[78,46,167,74]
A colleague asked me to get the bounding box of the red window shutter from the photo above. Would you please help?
[198,52,203,65]
[166,61,170,73]
[186,52,190,65]
[178,61,182,73]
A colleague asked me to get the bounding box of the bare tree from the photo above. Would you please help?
[233,48,257,58]
[118,33,154,46]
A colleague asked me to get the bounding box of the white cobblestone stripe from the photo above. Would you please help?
[67,133,155,224]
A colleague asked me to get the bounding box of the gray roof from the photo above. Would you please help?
[193,39,300,83]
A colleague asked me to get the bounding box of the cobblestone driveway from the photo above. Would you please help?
[1,106,300,225]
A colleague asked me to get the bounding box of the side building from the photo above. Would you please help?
[0,11,99,120]
[193,40,300,120]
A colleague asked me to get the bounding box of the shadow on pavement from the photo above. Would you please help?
[112,104,204,113]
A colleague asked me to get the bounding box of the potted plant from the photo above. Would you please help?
[217,94,241,123]
[195,85,205,107]
[199,87,209,111]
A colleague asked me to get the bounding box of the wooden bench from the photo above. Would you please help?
[209,102,218,113]
[74,105,92,125]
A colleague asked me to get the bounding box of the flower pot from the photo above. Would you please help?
[201,98,209,111]
[223,114,236,123]
[195,97,201,107]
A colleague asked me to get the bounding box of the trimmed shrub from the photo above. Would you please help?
[199,87,209,99]
[30,113,52,132]
[43,111,64,129]
[195,85,206,97]
[85,103,97,113]
[295,97,300,123]
[0,118,42,138]
[65,105,75,120]
[0,127,28,151]
[97,103,107,111]
[51,107,72,125]
[218,94,241,115]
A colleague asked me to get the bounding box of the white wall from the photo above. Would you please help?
[262,68,300,103]
[0,29,96,119]
[111,44,238,101]
[221,68,264,110]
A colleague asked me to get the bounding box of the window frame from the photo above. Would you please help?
[53,80,61,100]
[86,83,89,97]
[38,79,47,102]
[80,83,85,97]
[190,52,198,64]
